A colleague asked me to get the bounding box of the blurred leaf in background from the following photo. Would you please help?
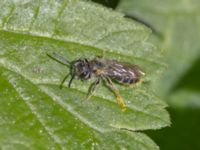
[117,0,200,108]
[117,0,200,150]
[0,0,170,149]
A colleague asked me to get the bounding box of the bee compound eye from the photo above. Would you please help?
[77,62,83,67]
[92,69,97,73]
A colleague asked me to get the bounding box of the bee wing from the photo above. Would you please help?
[104,59,145,82]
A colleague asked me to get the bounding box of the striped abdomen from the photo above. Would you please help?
[104,60,145,84]
[112,75,140,84]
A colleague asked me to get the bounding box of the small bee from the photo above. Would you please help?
[48,53,145,112]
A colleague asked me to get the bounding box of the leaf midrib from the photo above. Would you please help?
[0,29,163,67]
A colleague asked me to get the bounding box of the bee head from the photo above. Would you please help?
[72,59,90,79]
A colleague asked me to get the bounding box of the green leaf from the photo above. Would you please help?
[0,0,170,149]
[117,0,200,107]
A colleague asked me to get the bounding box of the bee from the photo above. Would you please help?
[48,53,145,112]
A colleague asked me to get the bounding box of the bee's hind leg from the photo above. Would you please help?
[86,78,100,100]
[103,76,126,112]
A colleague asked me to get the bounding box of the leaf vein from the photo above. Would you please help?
[41,83,169,128]
[28,0,41,31]
[0,29,164,67]
[2,4,16,28]
[3,71,64,150]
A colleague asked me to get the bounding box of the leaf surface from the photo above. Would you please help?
[0,0,170,149]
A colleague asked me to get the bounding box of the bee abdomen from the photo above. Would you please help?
[114,76,139,84]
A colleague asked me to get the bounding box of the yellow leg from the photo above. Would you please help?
[117,95,126,112]
[129,79,144,88]
[103,77,126,112]
[137,79,144,84]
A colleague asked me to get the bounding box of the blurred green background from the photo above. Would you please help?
[93,0,200,150]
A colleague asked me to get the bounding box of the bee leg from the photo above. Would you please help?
[137,79,145,85]
[86,78,100,100]
[132,79,145,87]
[68,74,75,88]
[103,77,126,112]
[59,73,70,89]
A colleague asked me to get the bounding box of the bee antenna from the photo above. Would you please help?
[47,52,71,66]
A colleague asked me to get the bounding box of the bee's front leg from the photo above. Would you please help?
[86,78,100,100]
[59,73,70,89]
